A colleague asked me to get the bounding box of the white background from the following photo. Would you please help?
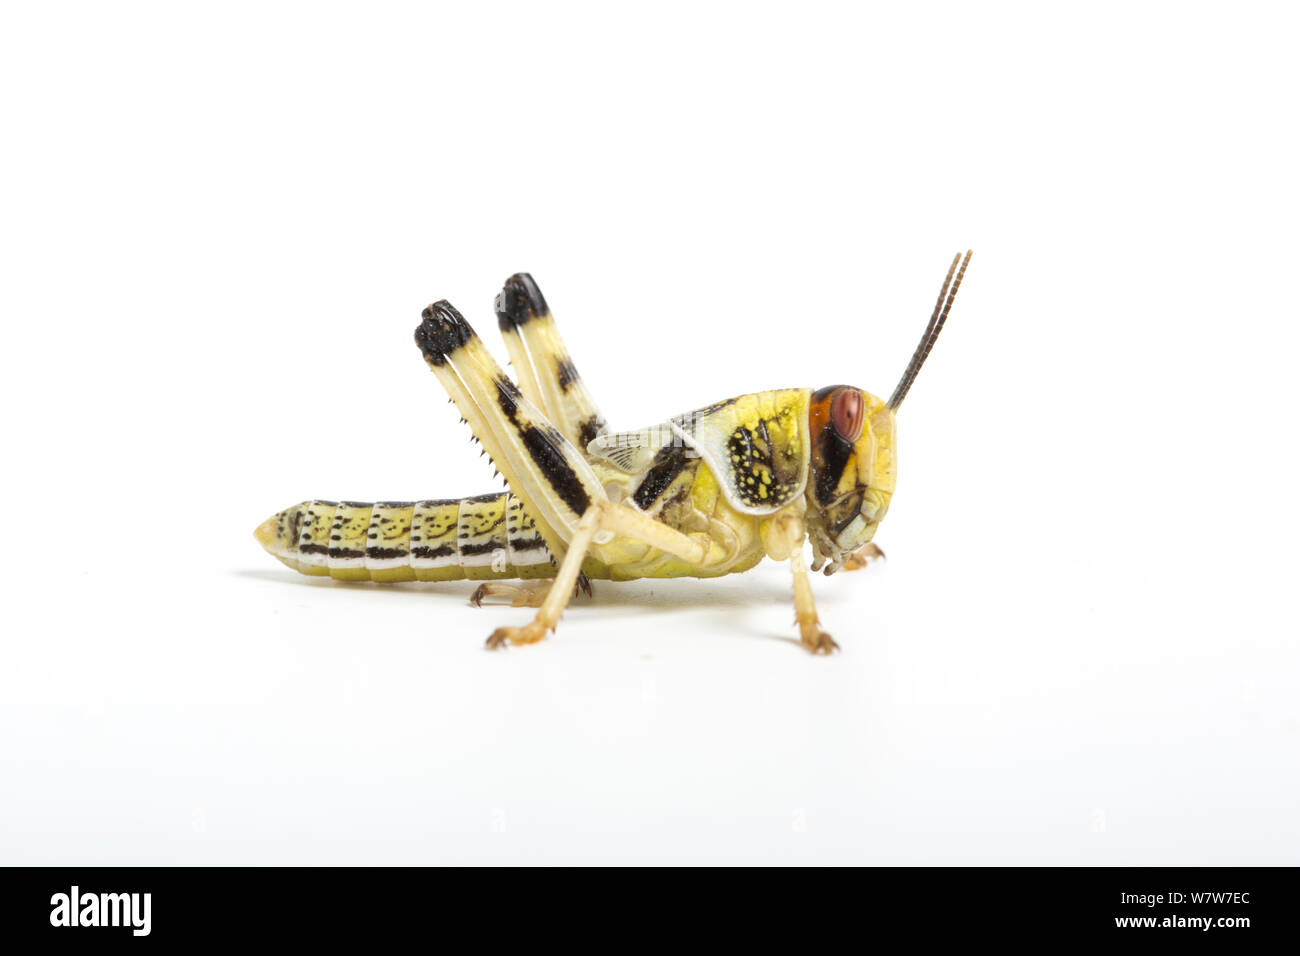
[2,1,1297,864]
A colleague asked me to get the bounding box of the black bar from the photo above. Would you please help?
[1,866,1294,945]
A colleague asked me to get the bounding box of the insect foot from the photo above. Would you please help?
[841,543,886,572]
[485,621,550,650]
[799,626,841,655]
[470,582,549,608]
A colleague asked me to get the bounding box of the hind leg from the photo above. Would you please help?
[416,301,609,558]
[495,273,609,452]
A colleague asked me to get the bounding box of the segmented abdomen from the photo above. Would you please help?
[254,493,555,582]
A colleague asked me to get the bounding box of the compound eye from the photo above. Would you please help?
[830,389,865,442]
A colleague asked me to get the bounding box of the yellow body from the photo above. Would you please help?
[256,255,970,652]
[255,389,830,583]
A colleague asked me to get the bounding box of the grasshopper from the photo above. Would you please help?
[255,251,972,652]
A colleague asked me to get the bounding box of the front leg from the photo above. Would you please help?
[790,550,840,654]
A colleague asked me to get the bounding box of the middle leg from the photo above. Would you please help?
[470,575,592,608]
[791,551,840,654]
[485,500,713,649]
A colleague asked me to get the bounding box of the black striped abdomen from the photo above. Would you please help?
[254,492,556,582]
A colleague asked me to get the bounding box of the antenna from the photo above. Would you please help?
[886,250,972,411]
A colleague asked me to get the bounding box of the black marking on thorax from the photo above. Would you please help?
[726,419,801,507]
[670,397,737,431]
[633,445,689,511]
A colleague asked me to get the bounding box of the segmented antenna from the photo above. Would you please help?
[886,250,972,411]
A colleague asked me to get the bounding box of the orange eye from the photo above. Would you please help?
[830,389,864,442]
